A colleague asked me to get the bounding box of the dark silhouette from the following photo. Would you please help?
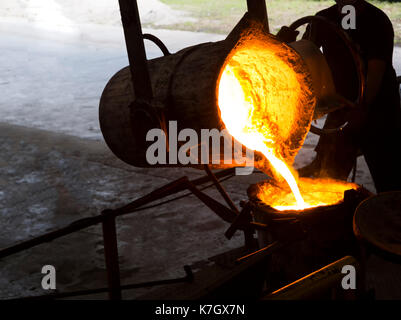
[287,0,401,193]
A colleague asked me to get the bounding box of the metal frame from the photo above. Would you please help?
[1,166,265,300]
[119,0,269,103]
[0,0,276,300]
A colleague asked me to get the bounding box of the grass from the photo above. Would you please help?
[155,0,401,44]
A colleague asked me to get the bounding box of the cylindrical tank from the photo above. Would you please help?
[99,39,233,168]
[99,17,339,170]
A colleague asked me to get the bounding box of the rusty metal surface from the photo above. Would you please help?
[246,0,269,31]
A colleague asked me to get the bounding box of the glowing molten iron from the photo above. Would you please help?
[257,178,358,211]
[217,30,355,211]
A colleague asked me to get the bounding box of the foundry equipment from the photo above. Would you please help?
[2,0,400,300]
[100,0,370,216]
[99,1,365,171]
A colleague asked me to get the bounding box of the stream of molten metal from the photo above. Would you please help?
[218,63,307,209]
[217,34,355,211]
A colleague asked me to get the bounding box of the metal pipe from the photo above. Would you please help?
[204,164,239,213]
[143,33,171,56]
[118,0,153,100]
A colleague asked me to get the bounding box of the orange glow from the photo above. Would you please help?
[217,29,317,210]
[257,178,358,211]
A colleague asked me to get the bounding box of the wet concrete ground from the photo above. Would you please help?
[0,122,264,299]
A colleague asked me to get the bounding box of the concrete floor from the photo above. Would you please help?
[0,19,225,140]
[0,122,266,299]
[1,123,401,300]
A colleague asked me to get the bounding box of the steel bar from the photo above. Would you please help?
[186,239,281,300]
[225,202,252,239]
[118,0,153,99]
[0,168,236,259]
[203,164,239,213]
[115,168,236,216]
[0,177,189,260]
[14,266,193,300]
[186,180,238,223]
[115,177,190,216]
[224,202,260,249]
[264,256,359,300]
[102,210,122,300]
[0,215,103,259]
[236,241,281,264]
